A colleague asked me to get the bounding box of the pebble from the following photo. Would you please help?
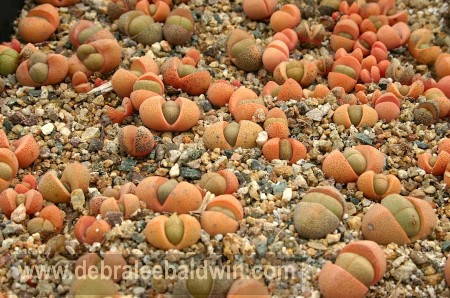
[256,131,268,146]
[41,123,55,135]
[391,261,418,281]
[81,127,100,141]
[169,163,180,178]
[180,167,201,180]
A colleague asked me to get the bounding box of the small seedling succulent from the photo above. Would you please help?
[118,125,155,157]
[372,92,401,122]
[107,0,138,19]
[139,96,200,132]
[27,205,65,236]
[272,28,298,51]
[413,101,440,126]
[18,4,60,43]
[0,148,19,193]
[136,0,170,22]
[144,213,201,250]
[357,171,402,201]
[262,107,290,139]
[226,29,263,72]
[262,138,307,164]
[203,120,263,150]
[91,194,141,220]
[262,40,289,72]
[295,21,326,48]
[200,194,244,236]
[163,8,195,45]
[0,46,19,76]
[333,104,378,128]
[14,175,38,194]
[319,241,386,298]
[198,170,239,196]
[417,150,450,176]
[0,189,43,219]
[119,10,163,45]
[386,80,424,100]
[322,146,385,183]
[376,22,410,50]
[206,80,235,107]
[16,51,69,87]
[294,186,345,239]
[408,28,442,65]
[328,56,361,92]
[227,87,268,121]
[330,19,359,52]
[74,216,111,245]
[69,20,116,49]
[38,162,90,204]
[361,194,437,245]
[135,177,203,213]
[243,0,277,20]
[269,4,301,32]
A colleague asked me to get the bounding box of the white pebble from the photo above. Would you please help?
[41,123,55,135]
[256,131,268,146]
[169,163,180,178]
[282,188,292,201]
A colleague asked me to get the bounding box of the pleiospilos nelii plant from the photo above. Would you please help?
[197,170,239,196]
[203,120,263,150]
[226,29,263,72]
[119,10,163,45]
[361,194,437,245]
[333,104,379,128]
[139,96,200,131]
[200,194,244,236]
[262,107,290,139]
[37,162,90,204]
[135,0,170,22]
[144,213,201,250]
[172,266,234,298]
[294,186,345,239]
[135,176,203,214]
[322,145,386,183]
[163,8,195,45]
[356,171,402,201]
[16,51,69,87]
[262,138,307,164]
[319,240,386,298]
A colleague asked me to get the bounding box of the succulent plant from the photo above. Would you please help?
[328,56,361,92]
[270,4,301,33]
[376,22,410,50]
[144,213,201,250]
[135,0,170,22]
[417,150,450,176]
[0,189,43,219]
[8,134,40,169]
[408,28,442,65]
[0,148,19,193]
[333,104,379,128]
[200,194,244,236]
[319,0,340,15]
[262,138,307,164]
[69,20,116,49]
[107,0,138,20]
[72,71,92,93]
[262,40,289,72]
[27,205,65,236]
[295,21,326,49]
[330,19,359,52]
[227,87,268,121]
[181,48,202,66]
[111,56,160,98]
[360,15,389,33]
[227,278,270,297]
[435,53,450,80]
[203,120,263,150]
[75,251,127,283]
[294,186,345,239]
[119,10,163,45]
[413,101,439,126]
[319,241,387,298]
[38,162,90,204]
[322,146,385,183]
[69,274,119,296]
[14,175,38,194]
[163,8,195,45]
[69,39,122,76]
[243,0,278,20]
[16,52,69,87]
[372,92,401,122]
[357,171,402,201]
[91,194,141,220]
[353,31,377,57]
[445,256,450,287]
[206,80,235,107]
[161,57,211,95]
[263,107,290,139]
[74,216,111,244]
[272,28,298,51]
[360,57,389,85]
[433,75,450,98]
[385,59,414,85]
[226,29,263,72]
[0,46,19,76]
[18,4,60,43]
[198,170,239,196]
[135,177,203,213]
[273,60,318,87]
[335,48,363,63]
[118,125,155,157]
[361,194,437,245]
[172,266,234,298]
[139,96,200,132]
